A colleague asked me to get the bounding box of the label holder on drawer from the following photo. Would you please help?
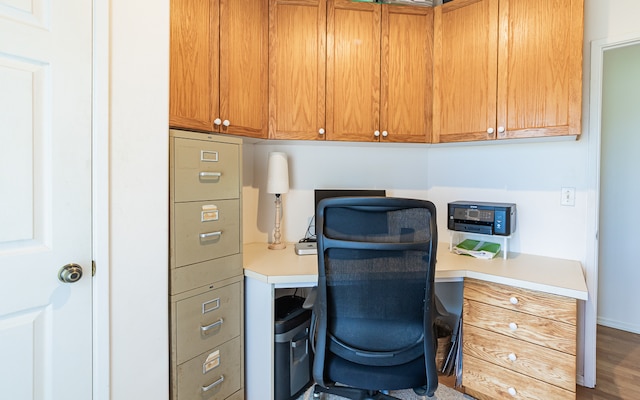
[202,298,221,314]
[201,150,219,162]
[203,350,221,374]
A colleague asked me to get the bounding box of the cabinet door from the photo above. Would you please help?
[326,0,381,142]
[496,0,583,139]
[169,0,219,131]
[381,5,433,143]
[269,0,327,140]
[433,0,498,143]
[219,0,268,138]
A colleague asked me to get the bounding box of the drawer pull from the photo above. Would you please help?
[200,231,222,240]
[508,353,517,362]
[509,322,518,331]
[507,387,517,397]
[201,375,224,392]
[199,171,222,179]
[201,318,224,334]
[509,296,519,305]
[202,298,221,314]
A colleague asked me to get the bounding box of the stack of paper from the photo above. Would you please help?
[452,239,501,260]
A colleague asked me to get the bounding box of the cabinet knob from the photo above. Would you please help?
[222,119,231,127]
[508,353,517,362]
[382,130,388,137]
[510,296,519,305]
[508,387,517,397]
[509,322,518,331]
[487,127,495,134]
[318,128,325,135]
[374,130,380,137]
[214,118,222,126]
[498,126,506,133]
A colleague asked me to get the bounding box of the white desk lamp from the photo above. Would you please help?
[266,152,289,250]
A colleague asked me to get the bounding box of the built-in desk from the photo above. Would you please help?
[243,242,588,400]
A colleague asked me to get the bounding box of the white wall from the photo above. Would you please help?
[598,43,640,333]
[104,0,170,399]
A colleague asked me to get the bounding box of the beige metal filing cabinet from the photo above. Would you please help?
[169,129,244,400]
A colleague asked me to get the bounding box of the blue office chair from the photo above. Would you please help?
[311,197,439,399]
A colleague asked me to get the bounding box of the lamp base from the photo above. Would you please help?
[268,242,287,250]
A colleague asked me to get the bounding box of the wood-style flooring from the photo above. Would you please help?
[576,325,640,400]
[439,325,640,399]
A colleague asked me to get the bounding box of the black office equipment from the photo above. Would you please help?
[311,196,439,399]
[447,201,516,236]
[274,296,312,400]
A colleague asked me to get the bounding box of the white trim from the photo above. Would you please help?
[92,1,110,399]
[585,31,640,389]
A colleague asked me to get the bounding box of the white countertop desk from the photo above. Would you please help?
[243,242,588,400]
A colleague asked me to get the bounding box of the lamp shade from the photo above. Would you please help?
[266,152,289,194]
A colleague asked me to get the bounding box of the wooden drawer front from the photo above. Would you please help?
[173,137,240,202]
[173,200,240,267]
[177,336,242,400]
[464,279,576,325]
[463,355,575,400]
[463,325,576,391]
[176,282,241,364]
[463,299,576,355]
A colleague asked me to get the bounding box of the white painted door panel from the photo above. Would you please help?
[0,0,93,399]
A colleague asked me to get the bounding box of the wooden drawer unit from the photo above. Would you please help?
[174,281,242,364]
[173,199,240,267]
[462,278,577,400]
[174,336,243,400]
[172,137,240,202]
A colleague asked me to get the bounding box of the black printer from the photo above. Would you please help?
[447,201,516,236]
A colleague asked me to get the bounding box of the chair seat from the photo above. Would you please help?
[325,352,427,391]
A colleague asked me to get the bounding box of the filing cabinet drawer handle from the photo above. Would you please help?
[199,171,222,179]
[200,231,222,240]
[201,375,224,392]
[201,318,224,334]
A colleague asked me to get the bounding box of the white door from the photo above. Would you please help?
[0,1,93,399]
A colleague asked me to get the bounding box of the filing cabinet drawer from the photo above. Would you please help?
[170,254,242,295]
[463,325,575,391]
[463,299,576,355]
[173,199,240,267]
[175,282,241,364]
[176,336,242,400]
[173,137,240,202]
[463,355,574,400]
[464,278,576,325]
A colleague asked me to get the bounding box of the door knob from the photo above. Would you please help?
[58,263,83,283]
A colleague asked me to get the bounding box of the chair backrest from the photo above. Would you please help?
[313,196,438,392]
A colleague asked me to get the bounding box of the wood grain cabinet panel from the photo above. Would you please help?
[269,0,327,140]
[433,0,584,143]
[462,278,577,399]
[326,0,433,143]
[170,0,268,138]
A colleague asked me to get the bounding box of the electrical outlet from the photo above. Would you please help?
[561,187,575,206]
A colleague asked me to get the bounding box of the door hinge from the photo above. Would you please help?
[92,260,96,277]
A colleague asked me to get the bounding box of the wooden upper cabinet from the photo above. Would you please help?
[269,0,327,140]
[326,0,433,143]
[433,0,499,143]
[327,0,381,142]
[433,0,583,143]
[381,5,433,143]
[498,0,583,139]
[170,0,218,132]
[170,0,268,138]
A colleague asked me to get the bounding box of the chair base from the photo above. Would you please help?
[312,384,401,400]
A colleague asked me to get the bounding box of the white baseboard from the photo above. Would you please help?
[597,317,640,335]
